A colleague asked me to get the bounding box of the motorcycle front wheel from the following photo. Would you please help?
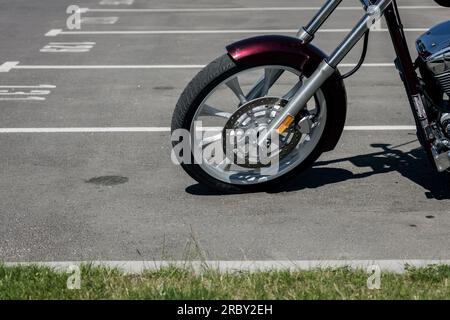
[171,54,346,193]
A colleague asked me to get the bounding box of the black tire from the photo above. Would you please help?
[434,0,450,8]
[171,54,347,193]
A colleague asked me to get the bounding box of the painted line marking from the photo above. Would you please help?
[45,28,427,36]
[344,126,415,131]
[0,85,55,101]
[13,64,206,70]
[85,6,439,13]
[40,42,96,53]
[100,0,134,5]
[0,126,415,133]
[0,90,51,95]
[4,260,450,274]
[0,127,171,133]
[341,63,394,67]
[0,85,56,89]
[45,29,62,36]
[0,61,19,72]
[0,97,46,101]
[80,17,119,25]
[0,61,395,72]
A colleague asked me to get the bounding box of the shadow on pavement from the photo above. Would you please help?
[186,141,450,200]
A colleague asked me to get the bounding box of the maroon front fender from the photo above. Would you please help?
[226,35,326,77]
[226,35,347,153]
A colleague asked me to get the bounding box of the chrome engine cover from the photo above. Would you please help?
[417,21,450,98]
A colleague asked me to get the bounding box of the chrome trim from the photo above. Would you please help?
[258,61,335,146]
[298,0,343,41]
[412,94,434,141]
[190,65,328,185]
[297,28,314,42]
[327,0,392,67]
[260,0,392,145]
[426,46,450,96]
[426,47,450,75]
[432,148,450,172]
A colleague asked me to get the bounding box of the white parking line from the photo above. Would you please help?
[0,126,415,133]
[80,17,119,25]
[100,0,134,5]
[0,85,56,89]
[0,91,51,95]
[40,42,96,53]
[85,6,439,13]
[344,126,415,131]
[0,97,47,101]
[0,62,206,72]
[339,63,394,67]
[45,29,62,37]
[0,61,19,72]
[0,85,55,101]
[0,127,171,133]
[13,65,206,70]
[0,61,395,72]
[4,260,449,274]
[45,28,427,36]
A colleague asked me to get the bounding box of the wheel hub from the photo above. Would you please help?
[222,97,302,168]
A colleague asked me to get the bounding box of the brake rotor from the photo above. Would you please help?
[222,97,302,168]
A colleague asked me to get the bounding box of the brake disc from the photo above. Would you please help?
[222,97,302,168]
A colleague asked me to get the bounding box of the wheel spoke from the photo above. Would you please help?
[200,133,222,148]
[283,79,303,100]
[226,77,247,105]
[200,104,232,119]
[190,63,327,185]
[215,157,232,171]
[261,68,279,97]
[246,69,284,100]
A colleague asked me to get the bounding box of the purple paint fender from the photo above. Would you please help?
[226,35,326,77]
[226,35,347,153]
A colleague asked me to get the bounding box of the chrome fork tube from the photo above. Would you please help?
[248,1,343,99]
[259,0,392,146]
[328,0,392,67]
[297,0,343,42]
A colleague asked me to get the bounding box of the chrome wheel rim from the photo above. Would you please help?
[190,65,327,185]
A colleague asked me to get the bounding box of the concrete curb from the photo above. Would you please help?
[4,260,450,274]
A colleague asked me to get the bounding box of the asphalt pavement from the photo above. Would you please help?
[0,0,449,262]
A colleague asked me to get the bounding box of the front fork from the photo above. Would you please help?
[248,0,344,102]
[259,0,450,174]
[384,5,450,172]
[258,0,393,146]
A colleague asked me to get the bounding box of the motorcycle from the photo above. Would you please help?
[171,0,450,193]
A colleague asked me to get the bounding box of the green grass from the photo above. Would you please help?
[1,264,450,299]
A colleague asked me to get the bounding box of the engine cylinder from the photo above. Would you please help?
[416,21,450,98]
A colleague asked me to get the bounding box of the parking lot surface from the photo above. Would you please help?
[1,0,449,262]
